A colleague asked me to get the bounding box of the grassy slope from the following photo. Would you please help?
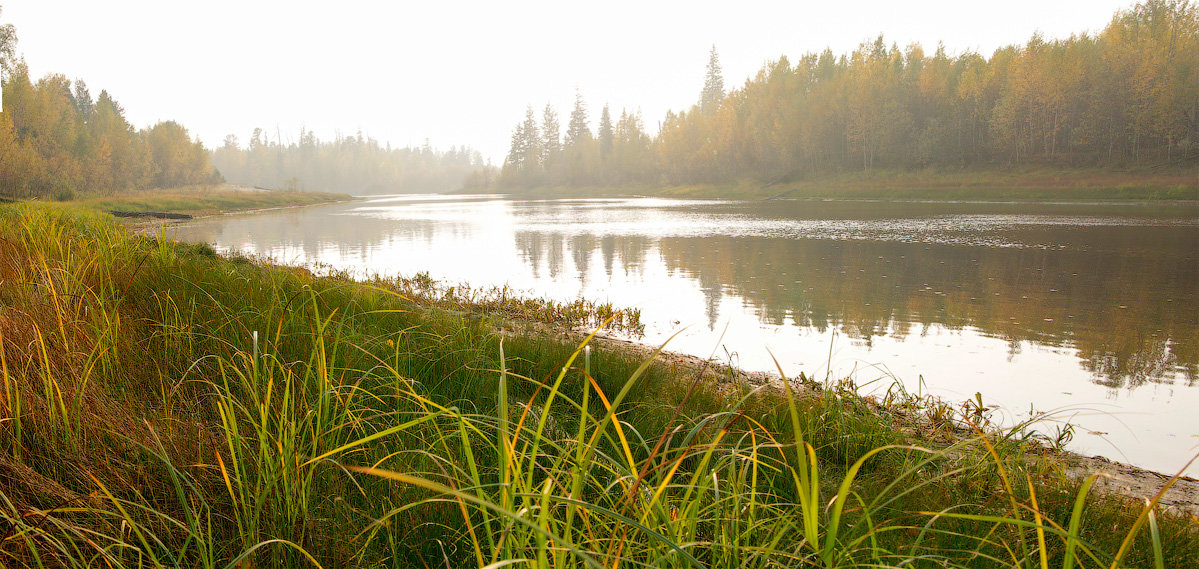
[0,202,1194,568]
[73,183,354,216]
[491,166,1199,201]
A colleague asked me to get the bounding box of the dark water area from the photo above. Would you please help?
[170,195,1199,474]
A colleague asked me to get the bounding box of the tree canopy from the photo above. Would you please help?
[0,62,218,199]
[0,8,219,199]
[700,45,725,115]
[500,0,1198,190]
[211,129,490,194]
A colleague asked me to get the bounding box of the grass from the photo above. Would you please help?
[491,166,1199,202]
[0,201,1195,568]
[70,183,354,216]
[363,270,645,336]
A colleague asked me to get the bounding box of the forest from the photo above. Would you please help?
[500,0,1199,189]
[2,1,1192,199]
[0,64,490,199]
[210,130,491,194]
[0,6,489,200]
[0,63,219,199]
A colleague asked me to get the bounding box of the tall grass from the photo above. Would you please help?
[0,202,1195,568]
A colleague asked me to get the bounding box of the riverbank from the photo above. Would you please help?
[528,325,1199,515]
[486,165,1199,201]
[72,183,354,218]
[384,270,1199,510]
[1,202,1195,567]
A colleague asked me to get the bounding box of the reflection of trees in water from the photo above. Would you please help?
[184,207,1197,392]
[516,231,545,279]
[515,232,725,329]
[653,228,1196,390]
[546,236,565,280]
[691,261,724,330]
[1081,335,1182,390]
[513,231,653,287]
[509,224,1195,390]
[570,235,594,288]
[601,235,617,276]
[176,208,451,271]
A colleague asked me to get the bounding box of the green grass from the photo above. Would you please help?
[71,183,354,216]
[0,202,1195,568]
[365,271,644,336]
[491,166,1199,202]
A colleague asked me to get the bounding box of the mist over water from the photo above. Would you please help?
[171,195,1199,474]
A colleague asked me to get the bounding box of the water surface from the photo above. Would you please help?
[171,195,1199,474]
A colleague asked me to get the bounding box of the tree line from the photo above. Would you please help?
[0,63,219,199]
[0,8,219,199]
[501,0,1198,189]
[211,129,492,194]
[501,90,656,188]
[0,6,491,199]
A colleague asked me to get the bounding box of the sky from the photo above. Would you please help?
[2,0,1136,163]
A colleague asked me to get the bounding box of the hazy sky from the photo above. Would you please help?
[3,0,1134,162]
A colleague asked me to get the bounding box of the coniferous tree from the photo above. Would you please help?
[502,106,545,185]
[214,128,486,193]
[598,104,614,157]
[70,80,95,171]
[612,108,650,183]
[700,45,725,114]
[499,1,1198,190]
[503,124,529,181]
[520,106,542,168]
[566,91,592,146]
[71,80,93,120]
[542,103,561,158]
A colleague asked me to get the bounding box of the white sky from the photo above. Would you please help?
[3,0,1134,162]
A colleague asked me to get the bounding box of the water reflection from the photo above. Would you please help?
[501,204,1198,390]
[649,233,1197,390]
[170,195,1199,473]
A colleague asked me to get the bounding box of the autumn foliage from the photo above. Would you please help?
[502,0,1199,189]
[0,63,219,199]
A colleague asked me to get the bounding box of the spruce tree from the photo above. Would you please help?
[72,80,94,120]
[542,103,561,157]
[598,104,613,155]
[566,91,591,146]
[504,122,527,171]
[521,106,542,168]
[700,45,725,114]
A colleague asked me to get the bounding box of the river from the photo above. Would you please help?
[169,194,1199,475]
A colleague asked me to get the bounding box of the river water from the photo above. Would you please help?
[170,194,1199,474]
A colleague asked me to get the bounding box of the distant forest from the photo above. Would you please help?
[0,5,490,199]
[1,1,1193,199]
[0,63,219,199]
[210,130,492,195]
[500,0,1199,188]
